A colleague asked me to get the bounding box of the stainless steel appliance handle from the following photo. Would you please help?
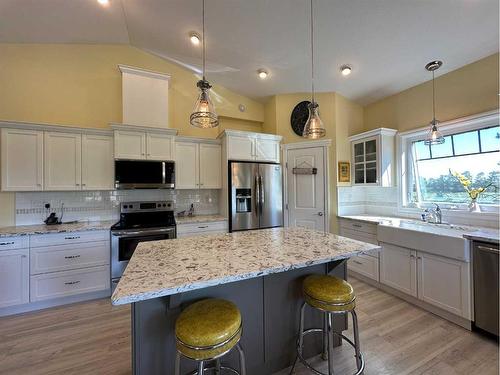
[259,175,265,206]
[162,162,166,185]
[112,228,176,237]
[255,175,260,213]
[477,245,499,254]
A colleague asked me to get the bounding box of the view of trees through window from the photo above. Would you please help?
[409,125,500,206]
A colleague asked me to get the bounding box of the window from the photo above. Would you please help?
[404,122,499,209]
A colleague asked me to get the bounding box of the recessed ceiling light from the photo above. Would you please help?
[257,69,268,79]
[189,32,201,46]
[97,0,110,6]
[340,65,352,76]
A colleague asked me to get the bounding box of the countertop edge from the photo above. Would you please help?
[0,221,115,238]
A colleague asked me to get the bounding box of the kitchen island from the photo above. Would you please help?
[112,227,380,375]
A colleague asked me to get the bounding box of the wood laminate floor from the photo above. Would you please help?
[0,278,497,375]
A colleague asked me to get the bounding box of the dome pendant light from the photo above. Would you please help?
[424,60,445,146]
[190,0,219,129]
[303,0,326,139]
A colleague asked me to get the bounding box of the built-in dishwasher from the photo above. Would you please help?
[472,241,499,337]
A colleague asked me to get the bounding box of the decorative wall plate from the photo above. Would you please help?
[290,101,311,136]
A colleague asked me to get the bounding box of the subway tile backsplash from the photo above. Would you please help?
[337,186,398,216]
[15,189,220,225]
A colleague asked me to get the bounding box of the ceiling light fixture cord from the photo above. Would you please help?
[310,0,315,104]
[432,70,436,121]
[202,0,206,80]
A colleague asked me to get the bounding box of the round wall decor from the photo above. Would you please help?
[290,101,311,136]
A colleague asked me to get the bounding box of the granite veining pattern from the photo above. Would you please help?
[176,215,227,225]
[111,227,380,305]
[0,220,115,238]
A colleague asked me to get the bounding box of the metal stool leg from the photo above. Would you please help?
[174,352,181,375]
[236,342,247,375]
[289,302,306,374]
[322,313,328,360]
[327,313,334,375]
[351,310,362,371]
[197,361,204,375]
[214,359,221,374]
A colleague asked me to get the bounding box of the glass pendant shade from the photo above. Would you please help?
[190,80,218,128]
[303,102,326,139]
[424,119,445,145]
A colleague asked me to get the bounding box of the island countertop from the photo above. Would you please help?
[111,227,380,305]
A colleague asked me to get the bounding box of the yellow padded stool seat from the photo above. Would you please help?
[303,274,356,312]
[175,298,242,361]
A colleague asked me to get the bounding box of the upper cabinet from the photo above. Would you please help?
[219,130,282,163]
[174,138,221,189]
[348,128,397,186]
[81,134,114,190]
[112,124,177,161]
[44,132,82,190]
[1,128,44,191]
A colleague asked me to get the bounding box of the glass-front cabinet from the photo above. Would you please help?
[349,128,397,186]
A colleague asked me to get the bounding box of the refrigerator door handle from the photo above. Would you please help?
[260,175,265,206]
[255,174,260,214]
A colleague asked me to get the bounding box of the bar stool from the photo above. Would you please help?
[174,298,246,375]
[290,274,364,375]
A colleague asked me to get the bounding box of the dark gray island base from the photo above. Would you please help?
[132,261,346,375]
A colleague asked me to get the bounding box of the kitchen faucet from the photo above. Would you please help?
[421,203,442,224]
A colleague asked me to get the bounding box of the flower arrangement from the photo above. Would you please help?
[450,169,495,212]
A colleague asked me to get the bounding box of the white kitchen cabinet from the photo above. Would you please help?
[0,248,29,308]
[348,254,380,282]
[417,252,471,319]
[174,141,199,189]
[199,143,222,189]
[44,132,82,190]
[146,132,174,160]
[219,130,282,163]
[177,221,228,238]
[379,242,417,297]
[174,139,222,189]
[1,128,44,191]
[81,134,114,190]
[114,130,146,160]
[348,128,397,186]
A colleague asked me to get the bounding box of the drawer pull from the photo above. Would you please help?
[64,236,81,240]
[197,226,209,229]
[0,241,15,246]
[64,281,80,285]
[352,260,363,265]
[64,255,81,259]
[477,245,499,254]
[352,224,362,228]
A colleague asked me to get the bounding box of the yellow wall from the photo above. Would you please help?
[364,53,499,132]
[0,44,264,138]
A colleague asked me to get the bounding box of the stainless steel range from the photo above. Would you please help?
[111,201,176,290]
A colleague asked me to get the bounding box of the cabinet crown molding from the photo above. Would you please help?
[118,65,171,81]
[175,136,221,144]
[109,123,178,135]
[0,120,112,136]
[217,129,283,141]
[348,127,397,142]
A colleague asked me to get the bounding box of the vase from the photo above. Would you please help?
[468,198,481,213]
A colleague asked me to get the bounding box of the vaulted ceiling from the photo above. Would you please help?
[0,0,498,104]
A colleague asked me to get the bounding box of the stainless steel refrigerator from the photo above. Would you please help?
[229,161,283,232]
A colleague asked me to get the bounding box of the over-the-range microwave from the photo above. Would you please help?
[114,160,175,189]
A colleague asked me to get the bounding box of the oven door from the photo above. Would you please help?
[111,227,176,279]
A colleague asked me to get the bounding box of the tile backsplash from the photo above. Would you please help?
[337,186,398,216]
[15,189,220,225]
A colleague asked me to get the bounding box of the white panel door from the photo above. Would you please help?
[114,130,146,159]
[286,147,325,231]
[146,133,173,160]
[380,243,417,297]
[199,143,221,189]
[44,132,82,191]
[255,138,280,163]
[0,248,29,308]
[417,252,470,318]
[227,135,255,161]
[1,128,44,191]
[81,134,114,190]
[174,142,199,189]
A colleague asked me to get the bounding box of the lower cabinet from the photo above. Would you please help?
[0,248,29,308]
[177,221,228,238]
[348,253,379,282]
[380,242,471,319]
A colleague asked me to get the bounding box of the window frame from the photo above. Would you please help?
[397,110,499,218]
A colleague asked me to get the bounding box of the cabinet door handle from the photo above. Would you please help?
[0,241,15,246]
[75,183,80,186]
[64,281,80,285]
[197,226,209,229]
[352,260,363,265]
[82,183,86,187]
[352,223,362,228]
[64,255,81,259]
[410,254,415,258]
[64,236,81,240]
[21,255,27,258]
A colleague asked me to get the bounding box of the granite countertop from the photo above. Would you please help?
[0,220,116,238]
[111,227,380,305]
[175,215,227,225]
[339,214,499,243]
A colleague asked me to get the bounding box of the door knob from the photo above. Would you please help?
[318,212,323,216]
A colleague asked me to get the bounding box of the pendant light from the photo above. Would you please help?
[424,60,444,145]
[190,0,219,128]
[302,0,326,139]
